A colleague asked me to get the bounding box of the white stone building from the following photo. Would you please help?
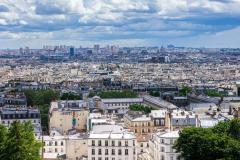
[150,130,180,160]
[88,125,137,160]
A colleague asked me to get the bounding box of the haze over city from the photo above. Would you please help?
[0,0,240,48]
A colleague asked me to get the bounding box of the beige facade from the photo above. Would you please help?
[124,116,155,136]
[49,109,89,134]
[66,136,88,160]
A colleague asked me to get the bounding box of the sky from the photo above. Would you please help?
[0,0,240,48]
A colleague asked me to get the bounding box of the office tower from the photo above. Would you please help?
[69,47,74,57]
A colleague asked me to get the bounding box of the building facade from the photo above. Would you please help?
[87,125,137,160]
[150,131,180,160]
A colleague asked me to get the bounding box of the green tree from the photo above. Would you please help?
[149,91,160,97]
[229,119,240,140]
[61,92,82,100]
[129,104,154,114]
[0,125,7,159]
[24,89,60,131]
[179,86,192,96]
[2,121,41,160]
[174,119,240,160]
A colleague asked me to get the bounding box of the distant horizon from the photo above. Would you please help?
[1,44,240,50]
[1,1,240,48]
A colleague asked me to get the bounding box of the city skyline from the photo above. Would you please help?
[1,0,240,48]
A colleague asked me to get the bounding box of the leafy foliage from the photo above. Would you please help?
[149,91,160,97]
[179,86,192,96]
[89,90,138,98]
[61,92,82,100]
[0,121,41,160]
[174,119,240,160]
[204,89,227,97]
[129,104,154,114]
[24,89,60,106]
[24,89,60,131]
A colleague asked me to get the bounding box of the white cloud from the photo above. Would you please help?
[0,0,240,47]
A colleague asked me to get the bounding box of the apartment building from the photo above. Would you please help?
[43,129,88,160]
[49,101,89,134]
[43,130,66,160]
[124,111,154,136]
[88,125,137,160]
[149,130,181,160]
[0,92,27,107]
[0,107,42,138]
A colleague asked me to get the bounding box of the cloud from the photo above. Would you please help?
[0,5,9,12]
[0,0,240,48]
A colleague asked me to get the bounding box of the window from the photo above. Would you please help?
[105,140,108,146]
[161,139,164,144]
[92,158,95,160]
[170,155,174,160]
[92,149,95,155]
[92,140,95,146]
[43,148,45,153]
[140,143,143,147]
[142,129,144,133]
[161,155,165,160]
[55,141,57,146]
[170,139,174,144]
[161,147,165,152]
[98,158,102,160]
[55,148,57,152]
[125,149,128,155]
[133,140,135,146]
[105,158,108,160]
[61,141,64,146]
[118,149,122,155]
[98,149,102,155]
[105,149,108,155]
[112,141,115,146]
[112,149,115,155]
[161,119,165,125]
[49,141,52,146]
[125,141,128,146]
[118,141,121,147]
[98,140,102,146]
[176,120,179,124]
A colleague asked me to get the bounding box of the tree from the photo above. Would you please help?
[149,91,160,97]
[179,86,192,96]
[0,125,7,159]
[24,89,60,106]
[61,92,82,100]
[229,119,240,140]
[129,104,154,114]
[1,121,41,160]
[24,89,60,131]
[89,90,138,98]
[174,119,240,160]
